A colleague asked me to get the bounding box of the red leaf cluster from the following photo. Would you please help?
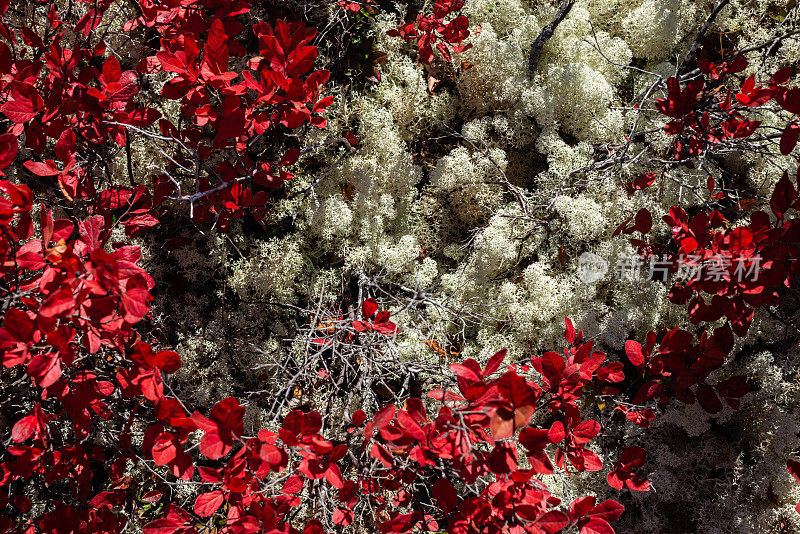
[654,57,800,161]
[387,0,472,64]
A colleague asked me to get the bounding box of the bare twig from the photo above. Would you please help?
[528,0,575,76]
[677,0,731,74]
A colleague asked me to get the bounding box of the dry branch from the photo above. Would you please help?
[528,0,575,76]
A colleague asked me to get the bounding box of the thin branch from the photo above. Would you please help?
[677,0,731,74]
[528,0,575,76]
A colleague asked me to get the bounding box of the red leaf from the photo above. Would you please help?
[378,511,422,534]
[210,397,245,436]
[620,445,646,466]
[548,421,566,444]
[13,495,32,513]
[282,475,304,494]
[194,490,224,517]
[696,384,723,414]
[776,88,800,114]
[570,496,596,519]
[123,108,162,127]
[204,18,229,76]
[788,459,800,483]
[597,362,625,383]
[325,464,345,489]
[362,298,379,319]
[11,405,46,443]
[370,442,393,468]
[142,490,163,503]
[121,286,153,323]
[75,8,102,36]
[564,317,576,344]
[572,419,600,443]
[39,287,75,318]
[142,506,192,534]
[538,511,569,533]
[426,389,463,402]
[313,96,335,113]
[102,56,122,83]
[55,130,76,163]
[580,517,615,534]
[436,42,452,62]
[624,340,645,367]
[142,519,183,534]
[20,26,44,48]
[770,172,797,220]
[588,500,625,522]
[108,71,140,102]
[79,215,106,250]
[26,352,62,387]
[449,363,480,381]
[333,508,354,526]
[634,208,652,234]
[23,160,59,176]
[199,467,223,483]
[151,433,178,466]
[771,67,793,86]
[1,97,36,123]
[373,404,396,428]
[351,320,371,332]
[286,45,318,77]
[199,431,228,460]
[780,123,799,156]
[484,348,506,376]
[152,351,181,374]
[11,415,36,442]
[373,319,397,335]
[0,133,17,173]
[612,213,634,237]
[631,172,657,190]
[432,478,457,514]
[279,148,301,167]
[625,474,651,491]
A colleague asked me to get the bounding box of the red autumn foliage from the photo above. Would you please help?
[609,60,800,421]
[387,0,472,64]
[0,0,332,233]
[0,1,799,533]
[607,447,650,492]
[652,57,799,163]
[1,188,627,534]
[336,0,375,13]
[352,297,398,334]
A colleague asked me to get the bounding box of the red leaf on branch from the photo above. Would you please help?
[194,490,224,517]
[432,478,457,514]
[26,352,63,388]
[607,446,649,491]
[0,133,17,174]
[631,172,657,190]
[11,404,48,443]
[24,160,60,176]
[580,518,615,534]
[151,433,178,466]
[1,85,41,123]
[780,122,799,155]
[624,340,645,367]
[770,171,797,220]
[634,208,652,234]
